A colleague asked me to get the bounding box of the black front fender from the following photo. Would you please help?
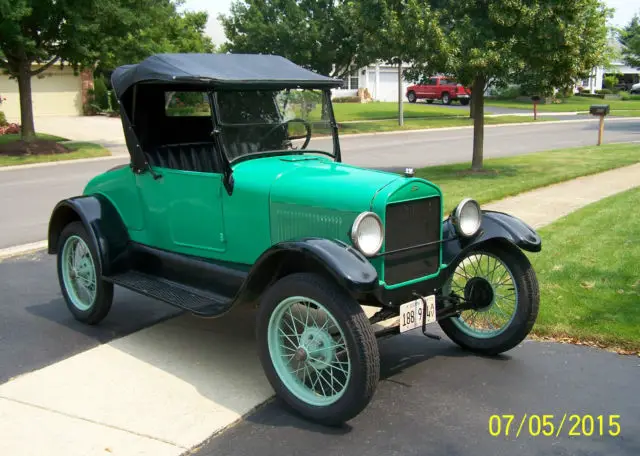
[48,195,129,275]
[239,238,378,303]
[442,210,541,266]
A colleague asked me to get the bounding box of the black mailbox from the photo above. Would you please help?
[531,95,542,102]
[589,104,610,116]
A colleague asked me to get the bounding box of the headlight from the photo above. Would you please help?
[452,198,482,237]
[351,212,384,257]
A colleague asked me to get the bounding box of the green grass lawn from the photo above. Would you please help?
[415,143,640,213]
[0,133,68,144]
[0,136,111,167]
[333,102,463,120]
[486,96,640,113]
[528,187,640,353]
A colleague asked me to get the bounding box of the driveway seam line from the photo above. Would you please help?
[0,396,187,450]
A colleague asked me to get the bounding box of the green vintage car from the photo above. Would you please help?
[48,53,541,425]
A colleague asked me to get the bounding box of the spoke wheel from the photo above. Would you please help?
[257,273,379,425]
[448,252,518,338]
[57,222,113,325]
[268,297,350,406]
[62,235,97,311]
[439,244,539,355]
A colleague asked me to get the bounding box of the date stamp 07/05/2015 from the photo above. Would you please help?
[488,414,622,438]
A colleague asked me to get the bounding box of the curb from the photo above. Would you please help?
[0,241,48,260]
[0,155,125,172]
[336,116,640,140]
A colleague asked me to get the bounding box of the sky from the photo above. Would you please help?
[181,0,640,45]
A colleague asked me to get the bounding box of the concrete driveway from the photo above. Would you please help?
[35,116,127,156]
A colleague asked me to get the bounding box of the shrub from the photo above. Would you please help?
[595,89,612,95]
[0,111,7,126]
[576,93,605,99]
[333,96,361,103]
[0,123,20,135]
[490,85,522,99]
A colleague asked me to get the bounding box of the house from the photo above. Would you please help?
[0,65,93,121]
[332,62,413,102]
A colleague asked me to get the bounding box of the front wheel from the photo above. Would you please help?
[438,244,539,355]
[256,273,380,425]
[407,91,417,103]
[441,92,452,105]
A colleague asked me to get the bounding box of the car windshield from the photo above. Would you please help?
[214,89,335,162]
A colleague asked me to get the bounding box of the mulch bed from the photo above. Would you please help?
[0,139,70,156]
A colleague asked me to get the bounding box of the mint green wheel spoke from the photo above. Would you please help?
[268,296,351,407]
[447,252,518,339]
[61,235,97,311]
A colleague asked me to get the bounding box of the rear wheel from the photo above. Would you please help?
[459,98,470,106]
[441,92,452,105]
[407,91,417,103]
[257,273,379,425]
[57,222,113,324]
[438,244,539,355]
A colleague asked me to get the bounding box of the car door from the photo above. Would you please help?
[424,78,438,99]
[135,168,227,257]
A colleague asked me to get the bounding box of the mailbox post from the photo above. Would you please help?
[531,95,541,120]
[589,104,610,146]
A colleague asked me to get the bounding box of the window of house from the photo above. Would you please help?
[349,70,359,90]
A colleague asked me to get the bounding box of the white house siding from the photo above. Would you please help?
[0,67,83,121]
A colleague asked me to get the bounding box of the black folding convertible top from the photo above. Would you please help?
[111,53,343,97]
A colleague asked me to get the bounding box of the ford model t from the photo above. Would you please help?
[48,54,541,425]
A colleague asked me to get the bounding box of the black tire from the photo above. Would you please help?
[256,272,380,425]
[441,92,452,105]
[57,221,113,325]
[438,243,539,356]
[459,98,470,106]
[426,99,434,104]
[407,91,417,103]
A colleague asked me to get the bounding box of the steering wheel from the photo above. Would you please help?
[259,118,312,150]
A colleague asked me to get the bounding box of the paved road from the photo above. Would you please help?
[199,331,640,456]
[0,118,638,249]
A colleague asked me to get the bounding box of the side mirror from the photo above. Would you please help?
[589,104,610,116]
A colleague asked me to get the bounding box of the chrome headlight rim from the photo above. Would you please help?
[350,211,384,257]
[452,198,482,238]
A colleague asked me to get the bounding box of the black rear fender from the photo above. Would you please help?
[48,195,129,275]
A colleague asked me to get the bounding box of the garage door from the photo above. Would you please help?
[0,68,82,120]
[373,70,408,102]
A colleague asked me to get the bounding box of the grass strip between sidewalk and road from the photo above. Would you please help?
[415,143,640,213]
[528,187,640,354]
[486,96,640,113]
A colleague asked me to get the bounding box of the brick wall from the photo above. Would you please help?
[80,69,94,106]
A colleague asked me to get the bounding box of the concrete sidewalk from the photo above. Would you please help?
[485,163,640,228]
[1,164,639,456]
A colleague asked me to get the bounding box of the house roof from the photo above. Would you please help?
[111,53,343,96]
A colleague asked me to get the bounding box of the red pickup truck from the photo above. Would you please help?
[406,76,471,106]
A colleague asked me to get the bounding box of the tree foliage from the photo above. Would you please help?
[402,0,611,169]
[619,15,640,68]
[0,0,212,140]
[220,0,365,78]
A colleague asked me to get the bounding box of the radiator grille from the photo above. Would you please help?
[384,197,441,285]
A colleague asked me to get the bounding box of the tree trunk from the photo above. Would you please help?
[471,74,486,170]
[397,62,404,126]
[17,63,36,141]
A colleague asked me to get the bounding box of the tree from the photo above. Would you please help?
[220,1,366,79]
[404,0,611,170]
[619,15,640,68]
[0,0,212,141]
[352,0,447,125]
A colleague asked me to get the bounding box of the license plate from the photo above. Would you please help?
[399,295,436,333]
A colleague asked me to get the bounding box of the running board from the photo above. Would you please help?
[104,270,233,317]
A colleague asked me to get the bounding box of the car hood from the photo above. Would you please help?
[265,155,402,212]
